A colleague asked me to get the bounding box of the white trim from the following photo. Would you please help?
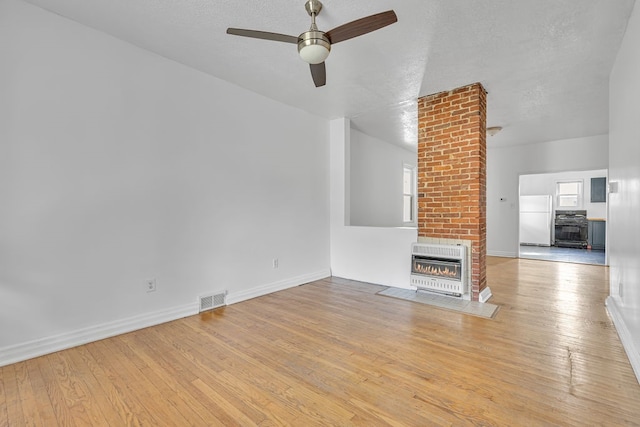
[487,250,517,258]
[0,303,197,368]
[402,163,417,226]
[226,269,331,305]
[0,269,331,367]
[479,286,493,303]
[606,296,640,384]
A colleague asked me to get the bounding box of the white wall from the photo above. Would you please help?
[487,135,609,257]
[330,119,417,289]
[350,128,416,227]
[607,0,640,382]
[0,0,330,365]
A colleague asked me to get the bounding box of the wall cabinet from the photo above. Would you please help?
[588,220,606,251]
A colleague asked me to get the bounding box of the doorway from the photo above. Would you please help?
[518,169,608,266]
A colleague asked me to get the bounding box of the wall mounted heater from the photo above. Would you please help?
[199,291,227,312]
[410,243,467,297]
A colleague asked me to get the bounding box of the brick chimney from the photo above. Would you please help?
[417,83,487,301]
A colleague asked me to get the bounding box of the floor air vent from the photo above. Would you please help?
[199,291,227,312]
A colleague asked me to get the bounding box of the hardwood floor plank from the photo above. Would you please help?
[12,363,42,427]
[121,329,239,425]
[72,345,138,426]
[50,350,116,425]
[36,356,77,427]
[0,368,7,427]
[15,359,58,426]
[84,340,160,425]
[1,257,639,425]
[1,364,27,427]
[108,334,208,426]
[177,320,359,425]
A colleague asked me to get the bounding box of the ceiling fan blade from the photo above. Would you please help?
[325,10,397,44]
[310,62,326,87]
[226,28,298,44]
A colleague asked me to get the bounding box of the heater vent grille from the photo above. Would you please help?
[199,291,227,312]
[412,243,464,259]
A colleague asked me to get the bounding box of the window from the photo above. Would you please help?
[403,164,416,223]
[556,180,583,208]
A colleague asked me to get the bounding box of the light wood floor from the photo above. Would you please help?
[2,257,639,426]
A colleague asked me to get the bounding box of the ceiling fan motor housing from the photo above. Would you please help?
[298,31,331,64]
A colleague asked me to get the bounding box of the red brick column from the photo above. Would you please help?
[417,83,487,301]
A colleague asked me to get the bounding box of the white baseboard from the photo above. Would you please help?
[487,250,517,258]
[0,269,331,368]
[226,269,331,305]
[606,296,640,384]
[479,286,493,303]
[0,302,198,368]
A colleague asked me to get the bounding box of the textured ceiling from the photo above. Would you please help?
[22,0,636,150]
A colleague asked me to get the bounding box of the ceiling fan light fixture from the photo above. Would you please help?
[298,31,330,64]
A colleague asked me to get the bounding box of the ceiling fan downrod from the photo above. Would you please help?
[305,0,323,21]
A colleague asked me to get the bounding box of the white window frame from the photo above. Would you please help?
[556,180,583,208]
[403,163,417,225]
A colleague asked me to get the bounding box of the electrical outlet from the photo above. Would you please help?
[273,258,279,269]
[146,278,157,293]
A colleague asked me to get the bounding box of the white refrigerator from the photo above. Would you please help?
[519,195,553,246]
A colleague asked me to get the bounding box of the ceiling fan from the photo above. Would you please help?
[226,0,397,87]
